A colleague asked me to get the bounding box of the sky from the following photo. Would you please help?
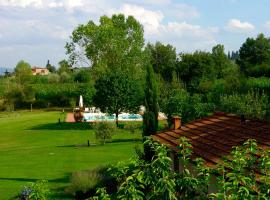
[1,0,270,68]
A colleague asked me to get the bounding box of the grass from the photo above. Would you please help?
[0,110,142,199]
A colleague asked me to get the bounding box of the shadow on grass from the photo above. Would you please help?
[56,138,142,148]
[110,138,142,143]
[0,176,69,183]
[30,122,93,130]
[0,175,73,199]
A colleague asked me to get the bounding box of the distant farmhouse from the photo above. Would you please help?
[32,67,49,75]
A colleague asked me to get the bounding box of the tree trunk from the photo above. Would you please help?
[116,111,119,127]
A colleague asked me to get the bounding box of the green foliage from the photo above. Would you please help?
[4,81,35,110]
[211,139,270,199]
[176,137,210,199]
[47,73,60,83]
[74,68,92,83]
[46,60,56,73]
[103,138,177,200]
[146,42,177,82]
[66,14,144,72]
[15,60,32,85]
[20,180,50,200]
[219,90,269,119]
[163,89,213,124]
[143,65,159,136]
[93,69,141,126]
[33,83,95,107]
[60,72,72,83]
[94,122,116,145]
[58,59,71,74]
[176,51,215,91]
[90,188,111,200]
[67,167,108,195]
[238,33,270,77]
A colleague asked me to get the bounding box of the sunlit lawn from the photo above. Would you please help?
[0,110,142,199]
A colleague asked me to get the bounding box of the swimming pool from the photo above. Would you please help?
[83,113,142,122]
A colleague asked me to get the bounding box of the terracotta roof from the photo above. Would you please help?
[32,66,47,70]
[152,112,270,167]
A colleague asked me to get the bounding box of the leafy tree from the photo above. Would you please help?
[219,90,269,119]
[146,42,177,82]
[60,72,71,83]
[163,89,213,125]
[15,60,32,85]
[47,73,60,83]
[237,33,270,77]
[58,59,71,74]
[66,14,144,74]
[94,122,115,145]
[143,64,159,136]
[45,60,56,73]
[73,68,92,83]
[211,44,233,78]
[176,51,215,92]
[93,69,141,127]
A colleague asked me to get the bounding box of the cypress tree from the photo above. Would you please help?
[143,64,159,137]
[143,64,159,160]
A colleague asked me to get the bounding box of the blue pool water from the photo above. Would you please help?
[83,113,142,122]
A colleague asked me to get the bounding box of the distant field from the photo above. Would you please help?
[0,111,142,199]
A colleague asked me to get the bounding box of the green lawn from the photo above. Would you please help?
[0,111,142,199]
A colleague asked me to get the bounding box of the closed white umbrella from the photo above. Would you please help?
[79,95,83,108]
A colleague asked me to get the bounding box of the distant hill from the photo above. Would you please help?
[0,68,13,75]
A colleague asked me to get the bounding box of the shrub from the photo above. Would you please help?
[94,122,116,145]
[68,168,104,195]
[163,89,214,125]
[47,73,60,83]
[19,180,50,200]
[67,166,117,199]
[219,90,269,119]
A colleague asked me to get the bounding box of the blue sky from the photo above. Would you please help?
[1,0,270,68]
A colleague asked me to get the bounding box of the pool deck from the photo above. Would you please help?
[66,113,75,122]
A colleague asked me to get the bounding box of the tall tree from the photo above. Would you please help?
[14,60,32,85]
[58,59,71,74]
[66,14,144,75]
[176,51,215,92]
[143,64,159,161]
[212,44,232,78]
[46,60,56,73]
[143,64,159,136]
[146,42,177,82]
[93,68,142,127]
[237,33,270,77]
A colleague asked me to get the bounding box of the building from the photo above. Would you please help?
[153,112,270,169]
[32,67,49,75]
[152,112,270,193]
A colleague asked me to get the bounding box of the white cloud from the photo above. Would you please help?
[0,0,42,7]
[168,3,200,19]
[226,19,255,32]
[264,21,270,31]
[143,0,171,5]
[113,4,164,35]
[155,22,218,51]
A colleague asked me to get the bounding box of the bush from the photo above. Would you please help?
[163,89,214,125]
[219,90,269,119]
[67,166,117,199]
[47,73,60,83]
[19,180,50,200]
[94,122,116,145]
